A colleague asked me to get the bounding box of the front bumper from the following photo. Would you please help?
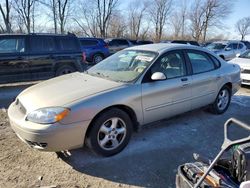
[241,73,250,85]
[8,102,91,152]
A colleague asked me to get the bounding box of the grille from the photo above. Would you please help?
[26,140,47,148]
[242,79,250,83]
[15,99,27,114]
[241,69,250,74]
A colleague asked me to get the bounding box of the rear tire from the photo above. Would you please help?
[86,108,133,157]
[55,64,76,76]
[210,85,231,114]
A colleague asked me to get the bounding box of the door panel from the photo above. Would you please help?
[142,77,192,124]
[0,36,30,83]
[28,36,55,80]
[141,50,192,124]
[190,71,219,109]
[186,50,219,109]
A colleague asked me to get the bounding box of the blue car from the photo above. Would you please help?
[79,38,110,64]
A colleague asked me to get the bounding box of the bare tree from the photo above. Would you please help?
[40,0,58,33]
[108,12,126,38]
[148,0,172,42]
[0,0,12,33]
[189,0,233,42]
[171,11,182,38]
[96,0,119,38]
[13,0,36,33]
[189,0,205,41]
[201,0,232,42]
[236,17,250,40]
[128,1,147,40]
[73,0,99,37]
[57,0,70,34]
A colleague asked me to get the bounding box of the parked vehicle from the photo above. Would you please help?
[161,40,200,46]
[241,40,250,49]
[230,50,250,85]
[171,40,200,46]
[104,38,133,54]
[206,41,247,61]
[128,39,154,46]
[79,37,110,64]
[8,43,241,157]
[137,40,154,45]
[0,33,84,84]
[128,39,138,45]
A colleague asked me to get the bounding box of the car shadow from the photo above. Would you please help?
[56,95,250,187]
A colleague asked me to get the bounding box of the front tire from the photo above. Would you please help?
[86,108,133,157]
[210,85,231,114]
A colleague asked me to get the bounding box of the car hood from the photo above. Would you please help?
[230,58,250,69]
[17,72,124,112]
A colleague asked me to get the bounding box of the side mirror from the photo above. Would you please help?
[151,72,166,81]
[236,53,241,58]
[225,47,232,51]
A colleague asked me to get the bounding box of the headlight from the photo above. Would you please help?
[26,107,70,124]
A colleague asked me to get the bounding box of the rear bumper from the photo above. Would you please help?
[8,102,91,152]
[232,79,242,95]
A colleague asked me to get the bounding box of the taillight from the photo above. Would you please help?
[82,52,86,62]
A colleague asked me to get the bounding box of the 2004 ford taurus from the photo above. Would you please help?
[8,44,241,156]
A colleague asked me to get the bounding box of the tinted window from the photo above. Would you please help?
[30,36,55,52]
[151,51,186,79]
[117,40,129,46]
[0,38,25,53]
[107,40,118,46]
[57,37,78,51]
[227,44,233,49]
[238,43,243,49]
[208,54,221,68]
[232,43,238,50]
[80,40,98,46]
[187,51,215,74]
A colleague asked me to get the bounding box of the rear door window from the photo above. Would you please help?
[187,51,215,74]
[57,37,79,51]
[0,38,25,53]
[30,36,55,53]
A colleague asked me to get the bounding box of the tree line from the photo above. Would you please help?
[0,0,250,42]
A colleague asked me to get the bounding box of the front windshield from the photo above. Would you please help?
[207,43,226,50]
[239,50,250,59]
[87,50,158,82]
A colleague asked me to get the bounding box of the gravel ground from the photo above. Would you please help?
[0,86,250,188]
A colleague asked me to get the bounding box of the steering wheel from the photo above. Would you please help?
[134,66,146,73]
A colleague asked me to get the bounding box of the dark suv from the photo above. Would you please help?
[0,33,84,84]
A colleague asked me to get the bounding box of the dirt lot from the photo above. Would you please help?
[0,86,250,188]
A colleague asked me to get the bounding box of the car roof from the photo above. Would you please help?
[79,37,104,40]
[0,33,77,37]
[126,43,209,54]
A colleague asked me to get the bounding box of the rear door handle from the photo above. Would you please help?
[181,78,188,82]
